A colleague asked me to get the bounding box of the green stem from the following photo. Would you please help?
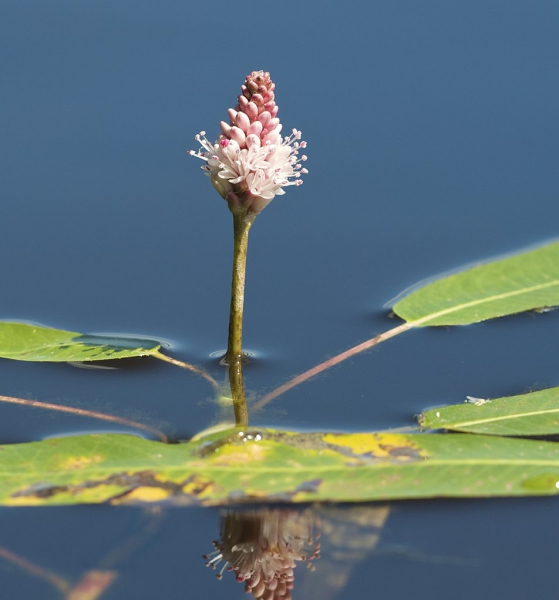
[226,212,253,366]
[224,211,254,426]
[253,321,414,410]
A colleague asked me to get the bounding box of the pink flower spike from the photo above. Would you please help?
[267,118,280,131]
[189,70,307,216]
[263,131,280,145]
[246,134,261,149]
[245,102,258,121]
[220,121,232,136]
[235,111,250,133]
[258,111,271,127]
[247,121,263,137]
[229,126,246,146]
[246,79,259,93]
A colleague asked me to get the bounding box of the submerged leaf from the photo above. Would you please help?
[393,241,559,326]
[420,387,559,436]
[3,429,559,505]
[0,322,160,362]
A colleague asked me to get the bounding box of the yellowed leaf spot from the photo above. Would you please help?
[322,433,425,462]
[6,495,43,507]
[59,454,104,470]
[113,486,170,504]
[210,442,268,466]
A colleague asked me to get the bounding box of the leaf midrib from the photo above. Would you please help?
[439,406,559,429]
[3,456,559,480]
[408,278,559,325]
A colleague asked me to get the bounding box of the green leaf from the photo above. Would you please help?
[0,322,161,362]
[393,241,559,326]
[3,429,559,506]
[420,387,559,436]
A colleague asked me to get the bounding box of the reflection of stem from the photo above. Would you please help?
[67,511,162,600]
[225,213,253,366]
[0,545,71,593]
[99,509,164,570]
[0,395,168,443]
[153,351,221,392]
[0,515,163,599]
[254,322,414,410]
[229,362,248,427]
[66,571,117,600]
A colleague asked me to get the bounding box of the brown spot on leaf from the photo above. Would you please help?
[294,478,323,494]
[11,471,219,506]
[182,475,214,497]
[322,433,425,462]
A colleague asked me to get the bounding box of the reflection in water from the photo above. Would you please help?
[0,509,162,599]
[65,571,117,600]
[0,541,117,600]
[297,506,391,600]
[204,508,320,598]
[204,506,393,599]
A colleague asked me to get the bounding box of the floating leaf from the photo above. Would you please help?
[393,241,559,326]
[420,387,559,436]
[0,322,161,362]
[3,429,559,506]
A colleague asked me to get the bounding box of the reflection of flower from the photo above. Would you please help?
[203,508,320,598]
[189,71,308,216]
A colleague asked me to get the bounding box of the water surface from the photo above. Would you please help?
[1,1,559,597]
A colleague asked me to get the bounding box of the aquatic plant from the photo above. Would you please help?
[189,71,307,424]
[189,71,307,366]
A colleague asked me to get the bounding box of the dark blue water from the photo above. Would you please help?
[1,1,559,597]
